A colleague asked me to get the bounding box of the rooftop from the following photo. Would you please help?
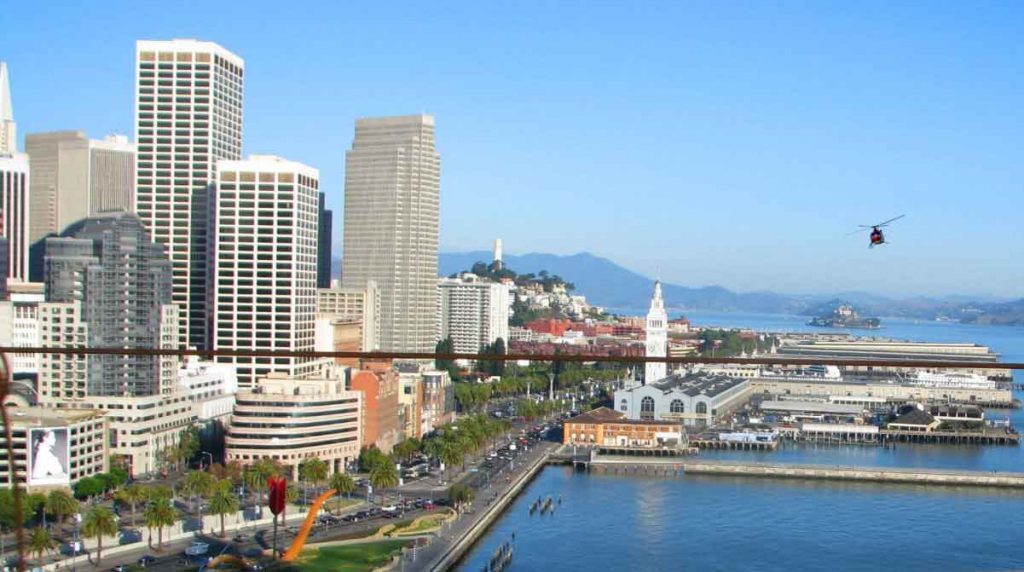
[648,373,748,398]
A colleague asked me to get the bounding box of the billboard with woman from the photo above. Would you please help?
[28,427,70,485]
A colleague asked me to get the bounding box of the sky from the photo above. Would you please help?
[2,1,1022,298]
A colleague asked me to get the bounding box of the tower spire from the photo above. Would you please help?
[645,280,668,383]
[0,62,17,154]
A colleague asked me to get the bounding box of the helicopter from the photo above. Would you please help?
[849,214,905,247]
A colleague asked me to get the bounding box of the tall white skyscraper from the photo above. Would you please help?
[212,155,320,388]
[645,281,668,383]
[438,276,511,355]
[134,40,244,349]
[0,61,29,283]
[341,115,440,352]
[0,62,16,155]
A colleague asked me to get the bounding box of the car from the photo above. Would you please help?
[185,541,210,556]
[110,565,129,572]
[423,501,436,510]
[233,533,249,543]
[138,555,157,567]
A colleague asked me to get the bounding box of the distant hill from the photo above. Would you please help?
[959,299,1024,326]
[439,251,809,314]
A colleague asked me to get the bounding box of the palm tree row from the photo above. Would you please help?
[422,415,512,480]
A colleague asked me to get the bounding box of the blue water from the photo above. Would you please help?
[458,467,1024,571]
[460,314,1024,571]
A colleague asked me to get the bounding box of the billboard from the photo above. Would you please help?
[27,427,70,486]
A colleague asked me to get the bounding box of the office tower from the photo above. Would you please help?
[212,155,320,388]
[0,154,29,283]
[438,275,511,354]
[645,281,668,383]
[134,39,244,350]
[317,192,332,288]
[0,62,15,155]
[39,211,179,400]
[341,115,440,352]
[26,131,136,280]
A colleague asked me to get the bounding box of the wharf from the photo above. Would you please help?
[691,439,778,451]
[880,429,1019,445]
[577,456,1024,489]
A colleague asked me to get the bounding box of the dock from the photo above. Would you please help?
[691,438,778,451]
[880,428,1019,445]
[576,456,1024,489]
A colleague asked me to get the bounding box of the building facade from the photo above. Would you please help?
[615,374,753,427]
[7,281,44,373]
[226,371,361,477]
[317,192,332,288]
[562,407,685,448]
[26,131,136,280]
[438,276,510,355]
[0,62,16,155]
[212,156,320,388]
[341,115,440,353]
[317,281,380,366]
[134,39,244,350]
[0,408,108,491]
[39,211,179,399]
[0,152,29,282]
[350,362,402,453]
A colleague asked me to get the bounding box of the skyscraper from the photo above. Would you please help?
[341,115,440,352]
[317,191,332,288]
[26,131,136,280]
[645,281,668,383]
[134,40,244,350]
[438,275,510,355]
[0,62,29,283]
[0,62,16,155]
[40,211,179,399]
[212,155,320,388]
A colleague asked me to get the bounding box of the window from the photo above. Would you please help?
[619,399,628,412]
[640,396,655,420]
[670,399,684,413]
[696,402,708,415]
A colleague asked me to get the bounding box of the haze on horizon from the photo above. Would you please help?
[3,1,1021,298]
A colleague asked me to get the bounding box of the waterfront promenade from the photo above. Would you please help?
[584,456,1024,488]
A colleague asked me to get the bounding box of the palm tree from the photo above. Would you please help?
[45,489,78,528]
[27,526,56,566]
[369,463,399,505]
[81,506,118,564]
[180,470,214,518]
[448,484,475,513]
[207,481,240,538]
[298,457,329,498]
[143,499,177,550]
[115,485,148,528]
[329,473,356,513]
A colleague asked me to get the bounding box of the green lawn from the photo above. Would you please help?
[296,540,410,572]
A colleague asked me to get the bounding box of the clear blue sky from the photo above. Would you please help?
[3,1,1022,298]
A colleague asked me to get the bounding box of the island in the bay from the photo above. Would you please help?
[808,303,881,329]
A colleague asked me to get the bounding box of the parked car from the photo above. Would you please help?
[137,555,157,567]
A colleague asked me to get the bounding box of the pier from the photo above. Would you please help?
[691,438,778,451]
[576,456,1024,489]
[880,429,1019,445]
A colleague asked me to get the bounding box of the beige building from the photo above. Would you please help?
[25,131,135,250]
[751,378,1013,408]
[316,281,381,366]
[776,338,1006,378]
[226,371,361,477]
[341,115,440,353]
[0,407,108,491]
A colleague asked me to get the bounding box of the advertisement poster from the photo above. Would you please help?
[28,427,70,486]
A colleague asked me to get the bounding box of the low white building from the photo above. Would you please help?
[614,374,753,428]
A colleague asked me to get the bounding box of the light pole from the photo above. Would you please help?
[200,451,213,471]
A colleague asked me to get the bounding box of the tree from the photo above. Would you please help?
[359,445,392,473]
[82,506,118,564]
[45,489,78,527]
[448,484,475,513]
[330,473,356,513]
[116,485,148,528]
[298,457,329,492]
[369,463,399,504]
[392,438,421,462]
[27,526,56,566]
[244,457,281,517]
[180,470,214,517]
[143,498,177,550]
[73,476,104,501]
[107,467,130,489]
[207,480,240,537]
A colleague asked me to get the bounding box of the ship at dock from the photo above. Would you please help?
[808,304,880,329]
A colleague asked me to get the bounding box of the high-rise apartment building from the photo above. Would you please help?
[317,192,332,288]
[26,131,136,280]
[438,275,511,354]
[212,155,319,388]
[0,62,29,284]
[39,211,180,399]
[134,39,244,350]
[341,115,440,352]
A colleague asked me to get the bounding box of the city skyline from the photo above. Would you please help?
[1,2,1022,298]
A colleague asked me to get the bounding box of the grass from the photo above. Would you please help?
[295,540,410,572]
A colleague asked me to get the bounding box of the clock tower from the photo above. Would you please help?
[645,281,668,383]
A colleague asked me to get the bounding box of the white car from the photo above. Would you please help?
[185,542,210,556]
